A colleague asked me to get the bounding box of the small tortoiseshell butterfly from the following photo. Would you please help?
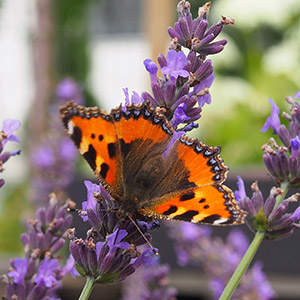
[60,101,245,225]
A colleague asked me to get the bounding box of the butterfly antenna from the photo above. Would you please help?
[127,214,159,256]
[67,207,79,213]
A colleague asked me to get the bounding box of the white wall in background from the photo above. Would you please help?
[0,0,35,121]
[89,35,150,110]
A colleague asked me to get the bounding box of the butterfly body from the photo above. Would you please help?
[60,101,245,225]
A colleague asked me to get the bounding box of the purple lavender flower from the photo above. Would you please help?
[0,119,21,189]
[260,94,300,187]
[30,78,84,205]
[34,258,60,288]
[122,262,177,300]
[290,136,300,159]
[69,229,158,284]
[0,119,20,145]
[166,222,275,299]
[2,194,76,300]
[55,77,84,105]
[261,99,281,134]
[122,88,142,111]
[138,1,230,130]
[142,51,212,128]
[168,1,232,58]
[235,178,300,240]
[161,50,189,79]
[7,258,28,285]
[69,180,159,285]
[294,91,300,98]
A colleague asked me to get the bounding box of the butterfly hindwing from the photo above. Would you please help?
[140,136,245,224]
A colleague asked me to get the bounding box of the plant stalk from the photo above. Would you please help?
[78,276,96,300]
[275,181,289,208]
[218,231,265,300]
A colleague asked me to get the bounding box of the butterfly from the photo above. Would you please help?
[60,101,245,225]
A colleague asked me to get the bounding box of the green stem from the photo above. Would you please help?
[218,231,265,300]
[78,276,96,300]
[218,180,291,300]
[275,181,290,208]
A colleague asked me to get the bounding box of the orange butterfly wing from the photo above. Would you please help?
[60,101,245,225]
[140,136,245,225]
[60,101,121,197]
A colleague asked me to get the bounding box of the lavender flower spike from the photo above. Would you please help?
[122,263,177,300]
[2,194,76,300]
[69,181,159,285]
[166,222,275,299]
[168,1,232,58]
[235,178,300,240]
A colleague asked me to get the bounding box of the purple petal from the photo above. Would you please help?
[294,91,300,98]
[107,230,130,249]
[8,258,28,285]
[291,205,300,221]
[55,78,84,104]
[172,103,190,128]
[161,50,189,79]
[122,88,142,110]
[1,119,21,145]
[33,146,54,168]
[162,131,184,159]
[34,258,59,288]
[234,176,246,201]
[261,99,281,133]
[1,119,21,136]
[60,139,77,161]
[290,136,300,159]
[144,59,158,76]
[81,181,99,221]
[62,255,79,278]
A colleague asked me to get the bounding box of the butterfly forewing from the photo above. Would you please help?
[60,102,121,196]
[111,103,174,199]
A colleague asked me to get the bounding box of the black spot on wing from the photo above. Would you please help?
[179,192,195,201]
[201,214,221,224]
[174,210,198,222]
[100,163,109,179]
[119,138,131,157]
[162,206,178,215]
[71,126,82,148]
[204,205,209,209]
[108,143,116,158]
[177,177,197,190]
[99,134,104,141]
[199,198,205,203]
[83,144,97,171]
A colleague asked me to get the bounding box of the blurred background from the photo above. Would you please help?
[0,0,300,299]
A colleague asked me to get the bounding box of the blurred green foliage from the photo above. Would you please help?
[53,0,90,82]
[52,0,98,106]
[188,0,300,168]
[0,185,28,253]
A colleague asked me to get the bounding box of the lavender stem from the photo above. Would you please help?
[274,181,289,208]
[78,276,96,300]
[220,180,291,300]
[218,231,265,300]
